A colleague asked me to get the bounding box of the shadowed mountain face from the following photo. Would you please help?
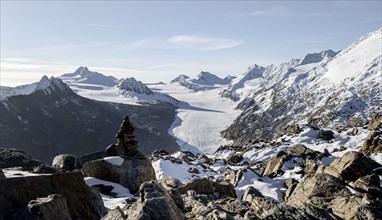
[0,78,178,163]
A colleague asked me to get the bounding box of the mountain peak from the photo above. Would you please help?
[61,67,118,87]
[74,66,91,76]
[300,49,339,65]
[118,77,153,95]
[34,76,73,95]
[195,71,230,85]
[171,74,190,83]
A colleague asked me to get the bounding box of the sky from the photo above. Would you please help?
[1,1,381,86]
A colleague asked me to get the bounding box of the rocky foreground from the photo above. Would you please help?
[0,114,381,220]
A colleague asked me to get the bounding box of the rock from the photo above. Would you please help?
[367,113,382,130]
[318,130,334,140]
[0,148,42,170]
[33,164,57,174]
[177,177,214,195]
[352,127,359,136]
[242,186,263,202]
[287,173,351,209]
[303,159,317,174]
[261,152,288,177]
[92,184,115,195]
[188,167,199,174]
[114,116,143,157]
[119,157,156,194]
[361,131,382,155]
[251,196,307,219]
[81,159,120,183]
[282,124,302,135]
[326,151,381,181]
[125,181,185,220]
[227,153,243,164]
[0,171,106,219]
[79,151,107,164]
[105,144,118,157]
[52,154,82,171]
[214,197,252,218]
[82,157,156,194]
[224,169,243,187]
[158,176,184,189]
[27,194,72,220]
[0,169,5,179]
[212,181,236,198]
[102,207,126,220]
[151,149,169,158]
[284,178,298,201]
[353,174,381,194]
[287,144,313,157]
[330,195,382,220]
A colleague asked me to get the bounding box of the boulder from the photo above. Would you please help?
[284,178,298,201]
[52,154,82,171]
[353,174,382,197]
[251,196,307,219]
[102,207,126,220]
[188,167,199,174]
[92,184,114,195]
[177,177,214,195]
[282,124,302,135]
[242,186,263,202]
[212,181,236,198]
[119,157,156,194]
[261,152,288,177]
[326,151,380,181]
[82,157,156,194]
[367,113,382,130]
[303,159,317,174]
[286,173,351,209]
[81,159,120,183]
[125,181,185,220]
[33,164,57,174]
[318,130,334,140]
[0,148,42,170]
[227,153,243,165]
[224,169,243,187]
[361,131,382,155]
[0,171,106,219]
[286,144,315,157]
[27,194,72,220]
[330,195,382,220]
[158,176,184,189]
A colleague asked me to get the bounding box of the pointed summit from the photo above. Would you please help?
[118,77,153,95]
[170,74,190,83]
[61,67,118,87]
[33,76,73,95]
[300,49,338,65]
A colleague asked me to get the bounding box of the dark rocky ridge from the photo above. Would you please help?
[0,79,178,163]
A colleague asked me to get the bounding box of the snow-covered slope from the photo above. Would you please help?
[118,77,153,95]
[61,66,118,87]
[176,71,233,91]
[147,83,241,154]
[0,82,38,101]
[223,28,382,145]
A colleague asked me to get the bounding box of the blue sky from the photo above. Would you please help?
[1,1,381,86]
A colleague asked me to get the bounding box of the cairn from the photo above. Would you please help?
[106,116,144,157]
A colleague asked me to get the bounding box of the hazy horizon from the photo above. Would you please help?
[1,1,381,86]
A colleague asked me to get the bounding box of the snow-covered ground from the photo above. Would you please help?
[148,83,241,154]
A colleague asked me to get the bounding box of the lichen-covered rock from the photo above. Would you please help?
[367,113,382,130]
[177,177,214,195]
[224,169,244,186]
[52,154,82,171]
[125,182,185,220]
[361,131,382,155]
[212,181,236,198]
[101,207,126,220]
[326,151,380,181]
[261,151,288,177]
[251,195,307,219]
[242,186,263,202]
[0,148,42,170]
[353,174,382,196]
[286,173,351,209]
[0,171,106,219]
[81,159,120,183]
[330,195,382,220]
[27,194,72,220]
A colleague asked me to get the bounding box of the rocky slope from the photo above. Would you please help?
[222,29,381,145]
[174,71,233,91]
[1,114,381,219]
[0,76,178,163]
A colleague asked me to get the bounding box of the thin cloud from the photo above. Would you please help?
[35,20,135,29]
[235,7,333,18]
[123,35,242,52]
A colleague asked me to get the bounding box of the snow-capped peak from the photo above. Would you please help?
[118,77,153,95]
[195,71,230,85]
[74,66,92,77]
[299,49,338,65]
[33,76,72,95]
[170,74,190,83]
[61,67,118,87]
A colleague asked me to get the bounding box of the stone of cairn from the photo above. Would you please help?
[106,115,143,157]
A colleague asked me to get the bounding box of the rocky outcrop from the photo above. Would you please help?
[286,173,351,208]
[212,181,237,198]
[26,194,72,220]
[0,171,106,219]
[82,157,156,194]
[330,195,382,220]
[242,186,263,202]
[52,154,82,171]
[353,174,382,196]
[367,113,382,130]
[102,207,126,220]
[361,131,382,155]
[177,178,214,195]
[125,181,185,220]
[323,151,380,181]
[251,196,308,219]
[0,148,42,170]
[318,130,334,140]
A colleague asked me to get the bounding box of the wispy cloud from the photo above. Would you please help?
[122,35,242,52]
[234,7,333,18]
[35,20,135,29]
